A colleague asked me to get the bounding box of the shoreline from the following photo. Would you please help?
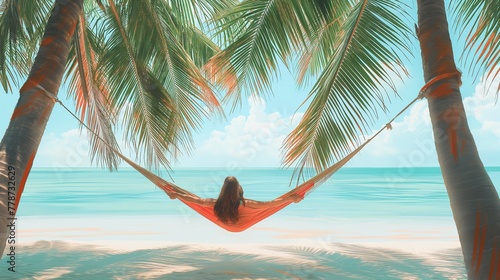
[15,214,460,255]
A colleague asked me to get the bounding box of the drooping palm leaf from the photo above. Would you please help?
[452,0,500,91]
[130,0,223,151]
[91,0,221,170]
[168,0,238,33]
[296,2,351,85]
[0,0,52,92]
[65,7,120,170]
[147,0,221,106]
[283,0,412,177]
[207,0,334,108]
[177,25,221,69]
[93,0,176,170]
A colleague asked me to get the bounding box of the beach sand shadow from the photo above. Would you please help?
[4,240,465,279]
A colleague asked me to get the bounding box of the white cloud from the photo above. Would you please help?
[463,70,500,138]
[395,100,432,132]
[349,98,436,167]
[36,129,92,168]
[367,100,433,159]
[183,96,303,167]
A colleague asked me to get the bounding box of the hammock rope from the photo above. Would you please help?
[33,72,457,231]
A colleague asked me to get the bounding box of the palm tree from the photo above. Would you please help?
[209,0,499,278]
[0,0,233,256]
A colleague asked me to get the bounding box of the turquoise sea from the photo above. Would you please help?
[3,167,500,279]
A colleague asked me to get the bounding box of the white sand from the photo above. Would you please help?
[16,214,461,260]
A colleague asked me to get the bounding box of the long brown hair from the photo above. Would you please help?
[214,176,245,224]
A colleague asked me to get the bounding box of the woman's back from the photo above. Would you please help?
[167,176,303,227]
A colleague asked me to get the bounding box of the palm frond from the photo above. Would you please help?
[169,0,238,32]
[65,11,120,170]
[93,0,220,170]
[296,2,351,85]
[283,0,412,177]
[149,0,221,102]
[0,0,52,92]
[92,0,106,13]
[178,25,220,69]
[453,0,500,91]
[93,0,176,170]
[207,0,332,108]
[130,0,222,144]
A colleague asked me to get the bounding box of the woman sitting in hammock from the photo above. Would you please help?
[168,176,303,224]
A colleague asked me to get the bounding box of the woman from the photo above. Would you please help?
[168,176,303,224]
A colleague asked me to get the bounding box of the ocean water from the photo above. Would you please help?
[3,167,500,279]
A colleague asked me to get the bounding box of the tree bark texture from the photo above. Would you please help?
[0,0,83,257]
[417,0,500,278]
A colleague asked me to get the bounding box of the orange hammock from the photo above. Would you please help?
[118,141,369,232]
[36,81,427,232]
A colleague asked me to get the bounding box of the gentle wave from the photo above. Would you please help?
[20,167,496,218]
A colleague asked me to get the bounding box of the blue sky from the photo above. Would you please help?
[1,3,499,170]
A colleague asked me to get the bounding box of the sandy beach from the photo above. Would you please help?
[5,214,466,279]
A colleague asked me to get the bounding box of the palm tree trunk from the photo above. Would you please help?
[0,0,83,257]
[416,0,500,278]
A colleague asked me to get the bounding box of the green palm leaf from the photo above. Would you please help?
[452,0,500,90]
[0,0,52,92]
[178,24,221,69]
[92,0,221,170]
[147,0,221,97]
[296,2,351,85]
[283,0,412,176]
[96,0,177,170]
[207,0,333,107]
[65,8,121,170]
[168,0,237,31]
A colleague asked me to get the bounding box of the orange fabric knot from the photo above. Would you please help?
[419,71,462,99]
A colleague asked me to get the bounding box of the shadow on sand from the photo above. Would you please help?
[4,241,465,279]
